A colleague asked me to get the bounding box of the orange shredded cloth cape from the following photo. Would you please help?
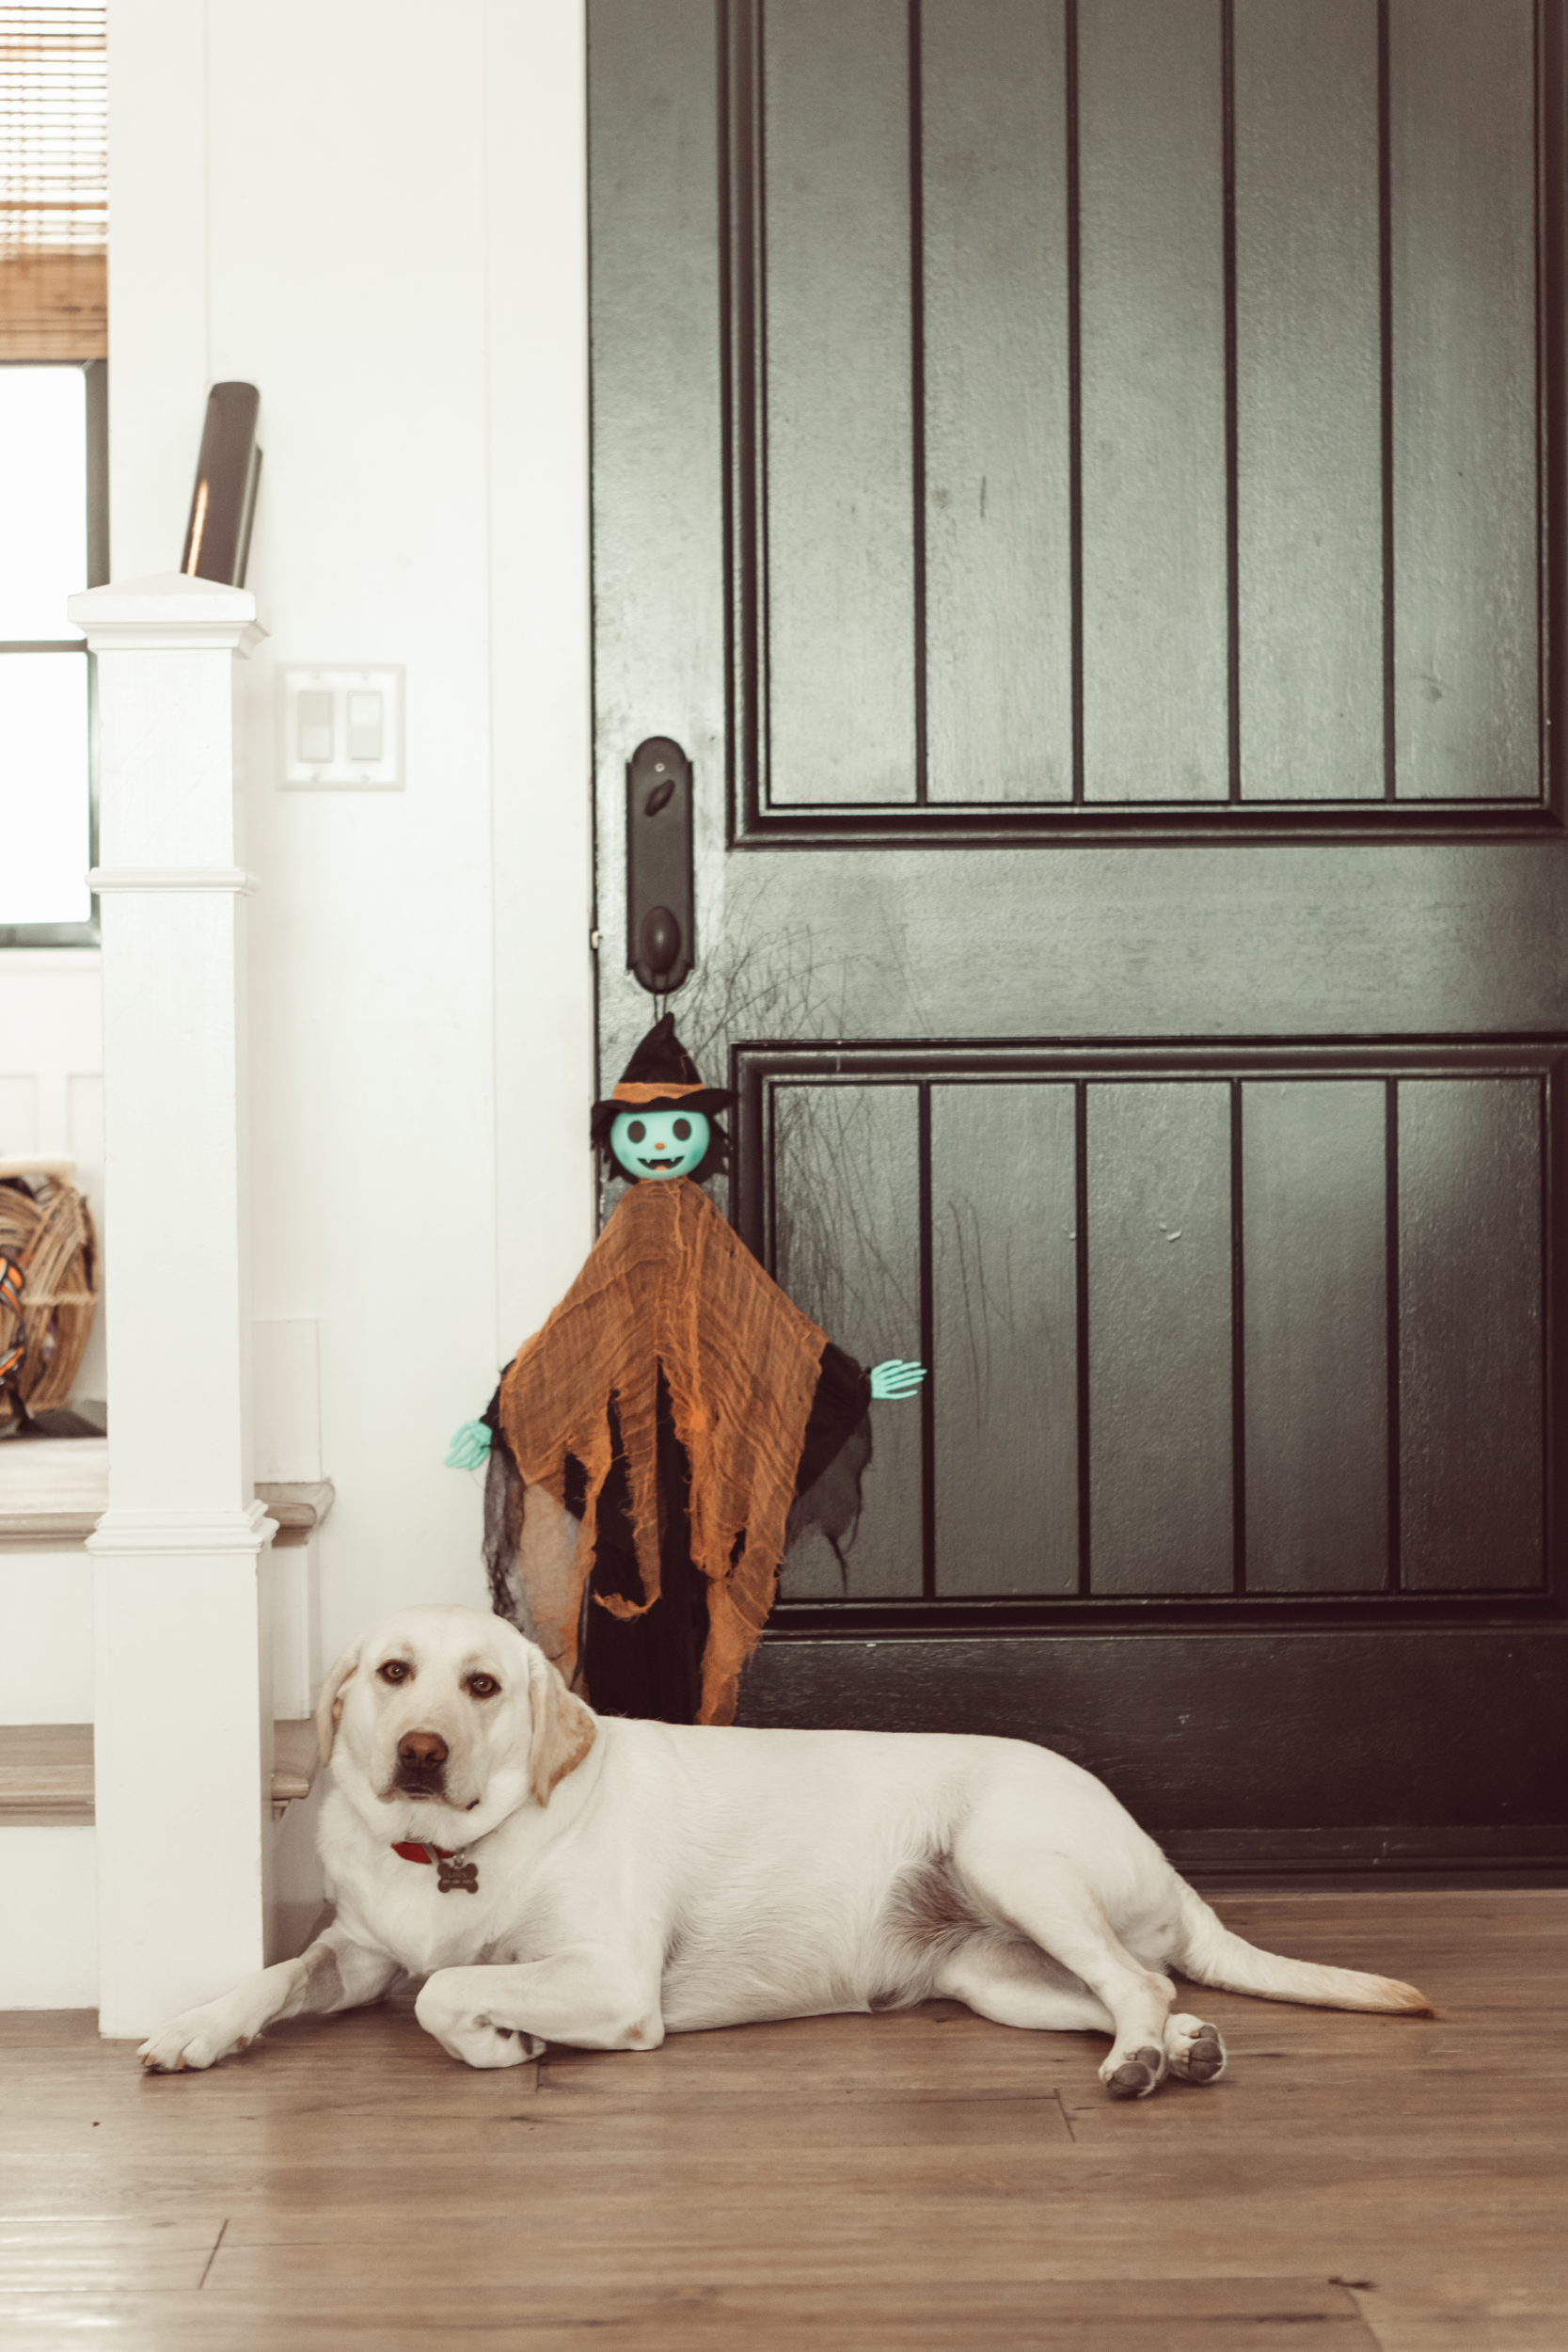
[497,1179,828,1724]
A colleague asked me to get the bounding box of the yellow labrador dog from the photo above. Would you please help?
[139,1603,1430,2096]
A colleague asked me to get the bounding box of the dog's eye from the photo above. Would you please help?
[378,1660,411,1684]
[467,1674,500,1699]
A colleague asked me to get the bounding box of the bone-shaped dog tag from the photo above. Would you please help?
[436,1851,479,1894]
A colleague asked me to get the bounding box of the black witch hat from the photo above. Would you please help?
[589,1014,735,1149]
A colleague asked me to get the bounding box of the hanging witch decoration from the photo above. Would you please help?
[448,1015,924,1725]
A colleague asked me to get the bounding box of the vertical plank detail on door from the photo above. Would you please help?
[772,1083,924,1595]
[1243,1080,1388,1590]
[1078,0,1228,802]
[1233,0,1383,801]
[931,1084,1078,1595]
[1399,1078,1544,1589]
[762,0,917,805]
[1086,1082,1233,1591]
[589,0,724,920]
[921,0,1072,803]
[1389,0,1539,800]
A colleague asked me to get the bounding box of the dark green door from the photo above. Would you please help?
[588,0,1568,1870]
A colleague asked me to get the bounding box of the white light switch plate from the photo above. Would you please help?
[277,665,404,789]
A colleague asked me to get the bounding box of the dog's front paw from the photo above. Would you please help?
[461,2020,546,2070]
[138,1999,256,2074]
[424,2012,545,2070]
[415,1974,544,2071]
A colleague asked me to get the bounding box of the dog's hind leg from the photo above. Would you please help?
[951,1837,1195,2099]
[932,1930,1114,2035]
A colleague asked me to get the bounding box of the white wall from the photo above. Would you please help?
[106,0,595,1661]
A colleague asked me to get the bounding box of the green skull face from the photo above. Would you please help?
[610,1107,710,1182]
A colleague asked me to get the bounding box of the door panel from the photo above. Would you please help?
[1398,1078,1545,1587]
[1242,1079,1389,1592]
[1391,0,1539,797]
[1078,0,1229,799]
[709,0,1549,823]
[745,1044,1557,1605]
[763,0,916,804]
[930,1083,1080,1595]
[1233,0,1384,800]
[772,1083,925,1596]
[1085,1081,1236,1591]
[588,0,1568,1862]
[923,0,1073,802]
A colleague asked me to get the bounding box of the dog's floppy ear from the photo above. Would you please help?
[315,1634,365,1766]
[526,1645,596,1807]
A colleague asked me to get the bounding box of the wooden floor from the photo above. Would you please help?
[2,1889,1563,2350]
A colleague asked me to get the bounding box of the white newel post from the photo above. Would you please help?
[69,571,273,2039]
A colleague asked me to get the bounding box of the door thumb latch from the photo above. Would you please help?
[626,737,695,994]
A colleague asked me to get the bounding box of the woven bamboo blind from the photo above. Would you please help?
[0,3,104,360]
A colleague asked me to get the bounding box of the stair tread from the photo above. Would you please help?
[0,1445,334,1542]
[0,1720,318,1821]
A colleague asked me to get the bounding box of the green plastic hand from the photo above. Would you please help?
[869,1359,927,1401]
[445,1419,493,1470]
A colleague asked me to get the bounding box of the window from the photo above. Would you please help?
[0,3,106,947]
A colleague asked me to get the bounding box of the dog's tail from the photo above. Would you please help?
[1174,1883,1434,2015]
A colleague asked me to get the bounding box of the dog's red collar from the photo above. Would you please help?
[393,1837,481,1894]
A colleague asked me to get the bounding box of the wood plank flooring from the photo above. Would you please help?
[1,1889,1563,2349]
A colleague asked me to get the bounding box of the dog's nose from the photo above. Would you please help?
[398,1731,448,1768]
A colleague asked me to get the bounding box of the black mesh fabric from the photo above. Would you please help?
[482,1345,872,1720]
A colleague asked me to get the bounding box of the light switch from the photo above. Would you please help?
[346,691,383,763]
[277,666,404,790]
[297,690,335,764]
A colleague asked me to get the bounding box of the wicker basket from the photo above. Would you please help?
[0,1162,100,1421]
